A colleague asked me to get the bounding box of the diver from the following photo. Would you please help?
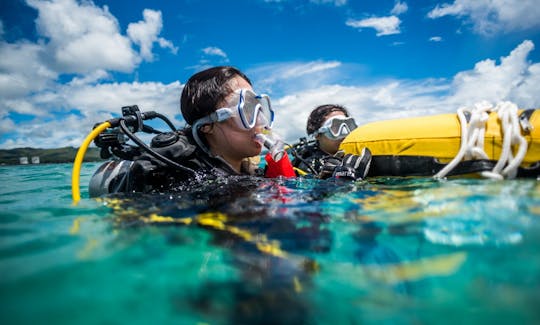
[291,104,372,180]
[89,66,295,196]
[88,68,373,197]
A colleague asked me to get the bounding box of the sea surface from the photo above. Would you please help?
[1,162,539,324]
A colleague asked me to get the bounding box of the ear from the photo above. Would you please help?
[200,124,213,134]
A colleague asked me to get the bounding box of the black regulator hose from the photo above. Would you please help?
[119,119,197,176]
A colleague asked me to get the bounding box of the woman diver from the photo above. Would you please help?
[292,104,371,180]
[89,66,284,196]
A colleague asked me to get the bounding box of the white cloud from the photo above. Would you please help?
[5,39,539,148]
[3,38,539,148]
[0,79,183,148]
[202,47,228,58]
[158,38,178,55]
[429,36,443,42]
[279,61,341,79]
[391,1,408,15]
[0,41,57,99]
[1,114,111,149]
[127,9,177,61]
[0,0,179,147]
[2,0,539,153]
[64,80,182,119]
[0,117,15,134]
[310,0,347,6]
[248,60,342,95]
[67,70,111,87]
[450,40,539,107]
[270,80,451,142]
[346,16,401,36]
[265,41,540,142]
[427,0,540,35]
[27,0,140,73]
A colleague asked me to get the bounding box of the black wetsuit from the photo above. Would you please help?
[89,130,262,196]
[291,139,329,177]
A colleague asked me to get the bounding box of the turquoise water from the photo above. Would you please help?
[1,163,539,324]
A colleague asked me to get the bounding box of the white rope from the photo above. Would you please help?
[434,101,528,180]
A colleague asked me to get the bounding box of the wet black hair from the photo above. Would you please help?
[306,104,350,136]
[180,66,252,125]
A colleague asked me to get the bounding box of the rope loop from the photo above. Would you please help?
[434,101,528,180]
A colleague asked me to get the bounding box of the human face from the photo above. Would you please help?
[317,111,348,155]
[205,76,265,170]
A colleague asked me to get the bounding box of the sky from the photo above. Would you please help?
[1,0,540,148]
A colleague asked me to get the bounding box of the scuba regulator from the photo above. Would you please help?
[71,105,195,202]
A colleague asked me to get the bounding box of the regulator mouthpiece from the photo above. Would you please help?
[255,133,285,161]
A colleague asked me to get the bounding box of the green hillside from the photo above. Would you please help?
[0,147,103,165]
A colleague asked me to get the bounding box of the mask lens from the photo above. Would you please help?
[256,95,274,128]
[322,117,357,139]
[237,90,274,129]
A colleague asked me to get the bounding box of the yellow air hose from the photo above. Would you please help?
[71,121,111,203]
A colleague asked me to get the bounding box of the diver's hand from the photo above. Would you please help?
[335,148,372,180]
[321,149,372,180]
[319,151,344,179]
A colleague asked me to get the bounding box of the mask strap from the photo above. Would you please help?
[191,120,214,156]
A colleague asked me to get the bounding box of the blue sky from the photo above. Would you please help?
[1,0,539,148]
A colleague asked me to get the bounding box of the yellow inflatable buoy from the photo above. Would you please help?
[340,107,540,178]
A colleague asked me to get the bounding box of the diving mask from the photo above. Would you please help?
[193,89,274,131]
[317,116,357,140]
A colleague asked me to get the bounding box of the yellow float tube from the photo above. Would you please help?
[340,109,540,178]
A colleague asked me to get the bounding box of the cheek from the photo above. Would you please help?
[226,128,256,146]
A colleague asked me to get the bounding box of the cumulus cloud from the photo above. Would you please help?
[427,0,540,35]
[429,36,443,42]
[63,80,182,119]
[4,39,539,148]
[2,39,539,148]
[0,117,15,134]
[270,80,451,142]
[450,40,539,107]
[127,9,178,61]
[0,80,183,148]
[0,41,57,99]
[18,0,176,75]
[27,0,140,73]
[0,0,179,148]
[266,40,540,142]
[391,1,408,15]
[1,1,539,149]
[346,16,401,36]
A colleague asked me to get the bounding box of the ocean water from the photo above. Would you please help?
[1,162,539,324]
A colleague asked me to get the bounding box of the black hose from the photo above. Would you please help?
[286,142,319,175]
[119,119,197,176]
[154,112,176,131]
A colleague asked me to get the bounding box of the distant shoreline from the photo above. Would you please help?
[0,147,103,165]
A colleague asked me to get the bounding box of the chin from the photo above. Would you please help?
[248,145,262,157]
